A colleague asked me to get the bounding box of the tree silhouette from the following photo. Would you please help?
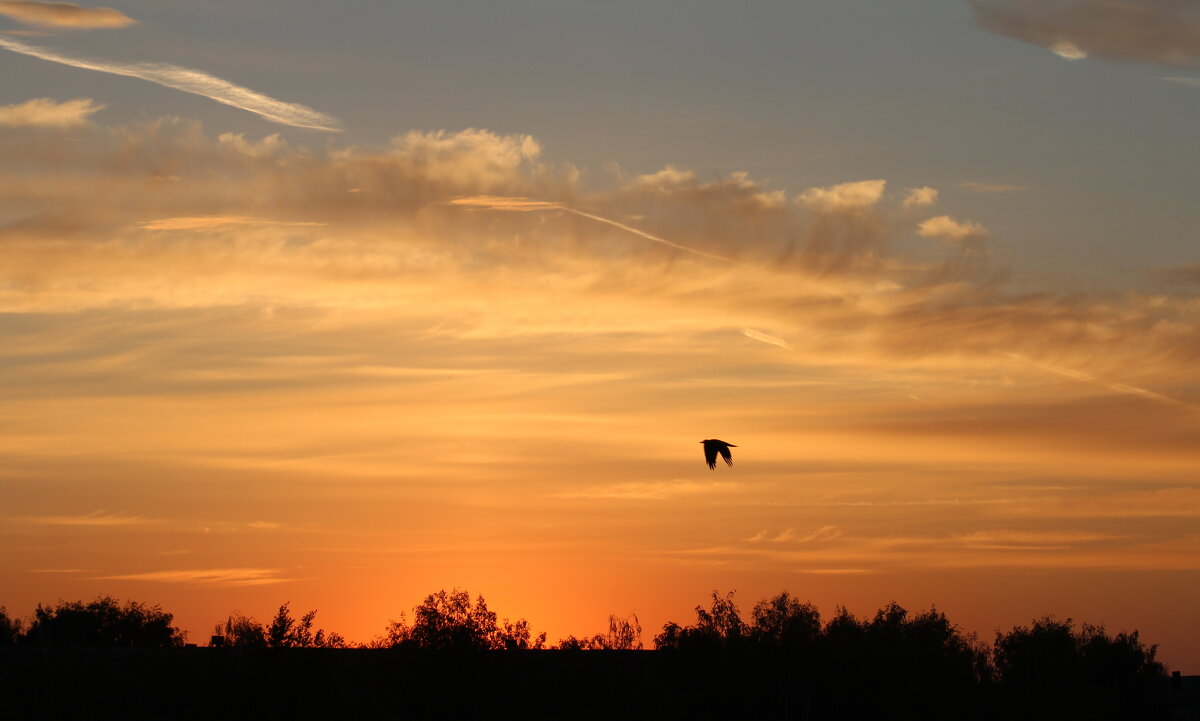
[216,611,267,647]
[994,616,1165,720]
[382,588,544,650]
[750,591,820,648]
[22,596,183,647]
[265,602,346,648]
[214,604,345,648]
[0,606,23,646]
[557,613,643,650]
[654,590,745,650]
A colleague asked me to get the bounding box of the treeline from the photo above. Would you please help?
[0,589,1171,719]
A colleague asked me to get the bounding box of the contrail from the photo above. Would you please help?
[448,195,735,263]
[0,36,340,132]
[742,328,790,349]
[1006,352,1199,412]
[562,207,734,263]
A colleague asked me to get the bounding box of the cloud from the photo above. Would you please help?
[746,525,842,544]
[558,480,737,500]
[917,215,988,244]
[1,119,1197,414]
[956,529,1120,549]
[903,186,938,207]
[972,0,1200,65]
[1153,263,1200,285]
[449,195,565,212]
[137,216,325,231]
[0,36,340,131]
[797,179,886,212]
[449,193,737,262]
[1160,76,1200,88]
[94,568,288,585]
[21,511,156,526]
[0,0,134,28]
[0,97,103,127]
[1007,352,1200,412]
[1050,40,1087,60]
[634,165,697,190]
[742,328,790,349]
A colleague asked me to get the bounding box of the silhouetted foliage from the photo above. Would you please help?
[380,588,544,651]
[556,613,643,650]
[0,606,23,646]
[216,611,267,647]
[994,616,1165,720]
[266,602,346,648]
[214,604,345,648]
[655,590,745,650]
[22,596,183,647]
[750,591,820,648]
[0,590,1175,720]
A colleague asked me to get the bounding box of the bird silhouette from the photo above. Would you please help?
[700,439,736,469]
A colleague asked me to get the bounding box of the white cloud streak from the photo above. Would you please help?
[0,36,340,131]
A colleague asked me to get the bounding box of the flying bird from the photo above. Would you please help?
[700,439,736,469]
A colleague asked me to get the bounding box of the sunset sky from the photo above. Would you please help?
[2,0,1198,668]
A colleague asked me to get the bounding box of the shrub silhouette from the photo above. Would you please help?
[22,596,183,647]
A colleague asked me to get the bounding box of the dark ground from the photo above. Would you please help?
[1,647,1193,720]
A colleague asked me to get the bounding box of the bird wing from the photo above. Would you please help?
[718,444,734,466]
[703,443,718,469]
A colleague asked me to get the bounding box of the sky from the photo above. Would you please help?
[1,0,1198,667]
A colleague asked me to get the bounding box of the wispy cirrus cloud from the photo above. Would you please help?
[21,511,157,526]
[1160,76,1200,88]
[0,96,102,127]
[0,0,133,28]
[0,36,340,131]
[94,568,288,586]
[955,529,1122,550]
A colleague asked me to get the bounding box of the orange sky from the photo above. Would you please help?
[1,120,1197,668]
